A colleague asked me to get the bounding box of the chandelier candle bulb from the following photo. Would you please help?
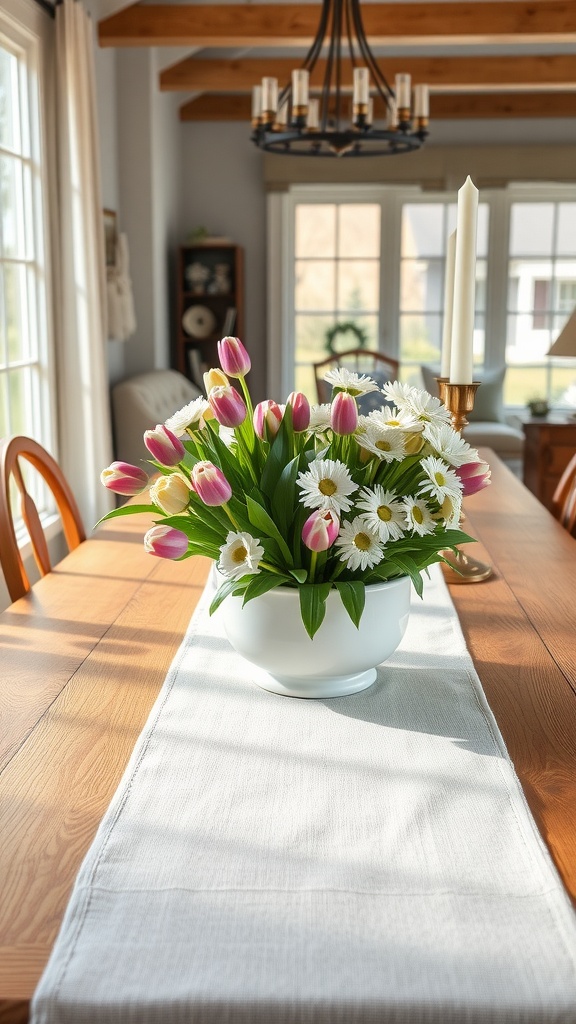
[387,97,398,130]
[307,98,320,130]
[367,97,374,125]
[251,85,262,126]
[450,176,479,385]
[441,230,457,379]
[292,69,309,117]
[353,67,369,114]
[414,84,429,121]
[275,101,288,129]
[261,77,278,120]
[395,73,412,120]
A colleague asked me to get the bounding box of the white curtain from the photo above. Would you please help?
[55,0,113,527]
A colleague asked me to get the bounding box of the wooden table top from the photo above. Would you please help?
[1,451,575,1023]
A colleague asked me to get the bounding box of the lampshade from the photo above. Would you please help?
[548,308,576,357]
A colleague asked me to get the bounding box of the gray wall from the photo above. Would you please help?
[181,121,268,401]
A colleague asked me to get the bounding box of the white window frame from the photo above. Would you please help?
[0,0,57,544]
[0,0,55,447]
[268,181,576,410]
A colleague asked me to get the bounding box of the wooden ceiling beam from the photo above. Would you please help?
[179,91,576,121]
[162,54,576,93]
[99,2,576,48]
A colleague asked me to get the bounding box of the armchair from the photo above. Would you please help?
[419,365,524,466]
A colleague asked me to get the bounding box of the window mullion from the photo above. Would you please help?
[484,190,509,372]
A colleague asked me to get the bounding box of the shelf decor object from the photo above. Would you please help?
[175,242,244,386]
[250,0,429,157]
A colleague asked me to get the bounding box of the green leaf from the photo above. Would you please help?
[334,580,365,629]
[271,454,300,537]
[289,567,308,584]
[245,495,293,566]
[242,572,286,605]
[94,503,158,528]
[209,576,248,615]
[299,582,332,640]
[161,514,224,548]
[386,552,423,597]
[260,413,292,498]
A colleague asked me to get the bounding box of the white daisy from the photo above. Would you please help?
[218,531,264,580]
[367,405,423,433]
[382,381,451,426]
[423,422,479,468]
[219,425,237,449]
[438,492,463,529]
[402,496,436,537]
[418,455,463,504]
[308,403,332,435]
[324,367,381,397]
[356,486,406,543]
[297,458,358,514]
[335,517,385,572]
[356,421,407,462]
[165,397,210,437]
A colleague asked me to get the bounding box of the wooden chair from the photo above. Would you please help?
[0,435,85,602]
[551,452,576,539]
[313,348,400,404]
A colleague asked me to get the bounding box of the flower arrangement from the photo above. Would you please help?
[100,337,490,638]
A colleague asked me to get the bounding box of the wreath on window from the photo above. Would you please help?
[325,320,369,356]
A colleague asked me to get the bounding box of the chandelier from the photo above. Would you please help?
[250,0,429,158]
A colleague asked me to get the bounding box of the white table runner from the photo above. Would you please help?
[32,565,576,1024]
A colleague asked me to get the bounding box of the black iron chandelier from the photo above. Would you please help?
[250,0,429,157]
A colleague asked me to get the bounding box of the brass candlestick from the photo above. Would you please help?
[436,378,492,584]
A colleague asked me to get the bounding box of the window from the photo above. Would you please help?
[270,183,576,411]
[506,199,576,407]
[294,202,381,397]
[400,200,488,372]
[0,3,54,519]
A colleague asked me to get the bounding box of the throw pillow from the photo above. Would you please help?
[420,365,505,423]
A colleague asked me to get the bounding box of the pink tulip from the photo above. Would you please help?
[191,461,232,506]
[286,391,311,432]
[302,509,340,552]
[330,391,358,435]
[143,424,185,466]
[208,384,247,428]
[217,336,251,378]
[253,400,283,441]
[456,461,492,497]
[100,461,148,496]
[144,525,189,559]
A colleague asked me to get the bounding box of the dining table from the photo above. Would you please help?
[1,448,575,1024]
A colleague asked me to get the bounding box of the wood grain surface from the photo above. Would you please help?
[1,452,575,1023]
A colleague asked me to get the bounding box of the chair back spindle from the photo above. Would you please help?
[0,435,85,602]
[551,452,576,539]
[313,348,400,406]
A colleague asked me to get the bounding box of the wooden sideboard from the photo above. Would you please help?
[522,418,576,511]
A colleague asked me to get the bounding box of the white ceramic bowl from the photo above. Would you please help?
[218,574,411,698]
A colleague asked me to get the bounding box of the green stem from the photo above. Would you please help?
[260,560,286,577]
[327,558,346,583]
[223,503,240,530]
[238,375,254,423]
[309,550,318,582]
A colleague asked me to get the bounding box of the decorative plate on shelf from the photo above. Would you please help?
[182,304,217,340]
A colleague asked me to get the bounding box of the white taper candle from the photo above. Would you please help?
[441,230,456,378]
[450,176,478,384]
